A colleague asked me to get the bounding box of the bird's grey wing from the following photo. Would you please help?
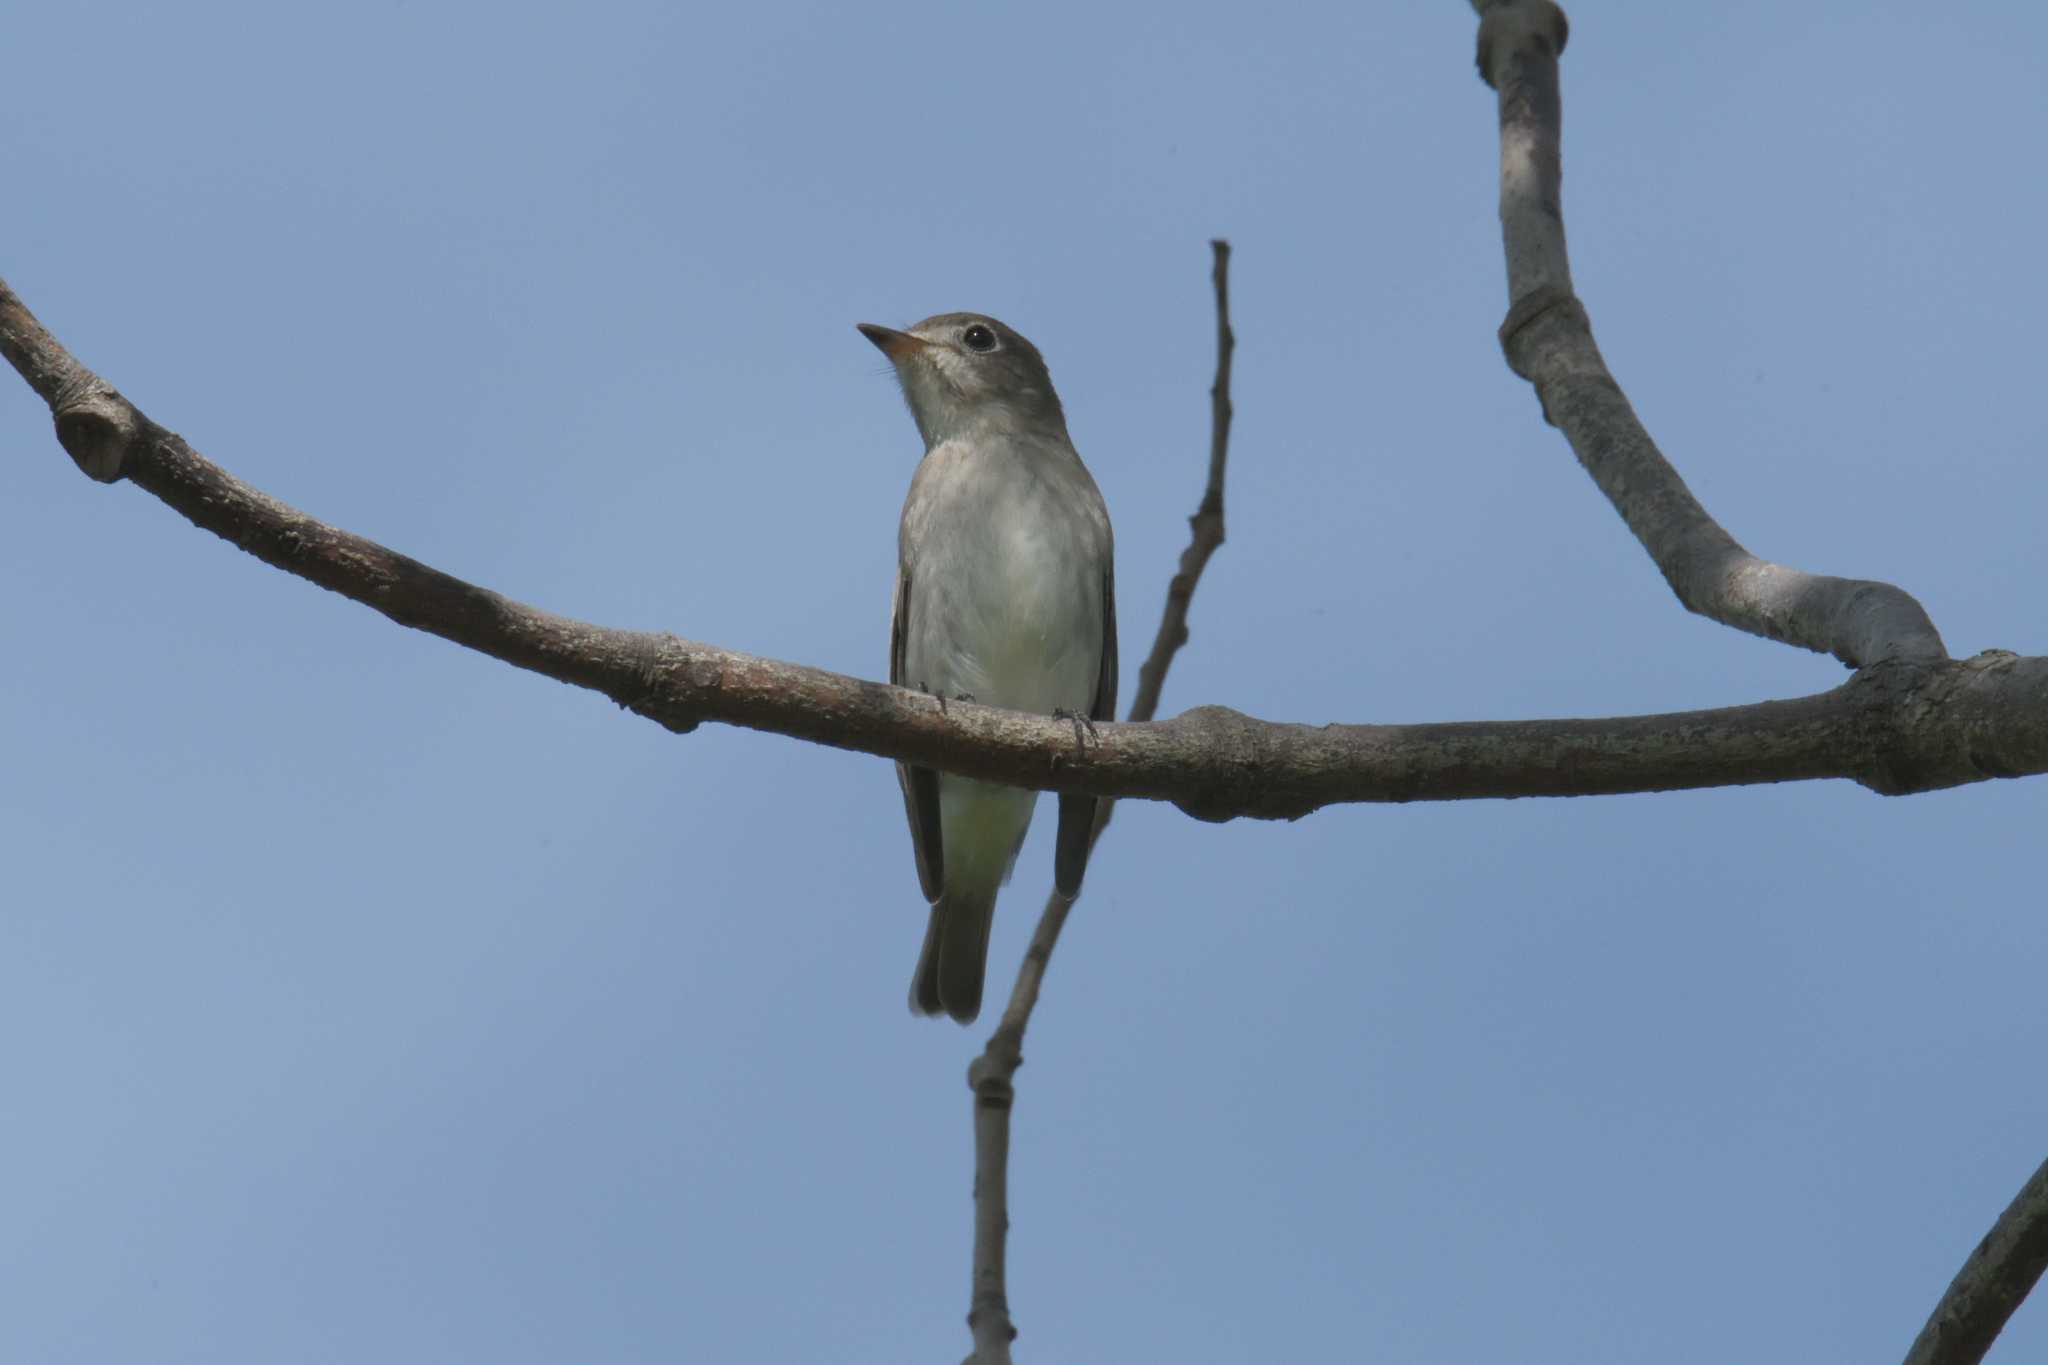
[893,568,944,901]
[1053,561,1118,897]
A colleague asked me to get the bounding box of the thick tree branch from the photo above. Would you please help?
[1474,0,1946,669]
[3,273,2045,822]
[963,240,1237,1363]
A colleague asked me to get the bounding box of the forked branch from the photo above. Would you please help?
[1471,4,2046,1361]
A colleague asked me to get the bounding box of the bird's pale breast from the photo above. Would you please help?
[901,435,1107,717]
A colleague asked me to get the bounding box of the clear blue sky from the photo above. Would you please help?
[5,2,2045,1361]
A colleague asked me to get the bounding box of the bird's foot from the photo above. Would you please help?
[1052,707,1098,755]
[917,681,973,716]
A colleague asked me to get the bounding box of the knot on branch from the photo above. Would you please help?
[1843,654,2048,796]
[1475,0,1570,89]
[613,633,703,734]
[1495,286,1591,427]
[1170,705,1277,823]
[968,1048,1019,1106]
[1497,285,1582,380]
[53,387,142,483]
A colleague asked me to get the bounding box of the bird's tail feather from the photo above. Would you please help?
[908,885,997,1025]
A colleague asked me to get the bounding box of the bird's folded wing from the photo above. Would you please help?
[892,568,944,901]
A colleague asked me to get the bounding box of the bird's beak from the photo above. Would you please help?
[857,323,927,360]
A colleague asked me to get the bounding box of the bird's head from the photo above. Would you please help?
[857,313,1066,448]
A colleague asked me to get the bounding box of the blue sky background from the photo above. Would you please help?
[5,2,2045,1361]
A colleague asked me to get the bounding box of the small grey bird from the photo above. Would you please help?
[858,313,1117,1024]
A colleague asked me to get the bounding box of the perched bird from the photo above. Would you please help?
[858,313,1118,1024]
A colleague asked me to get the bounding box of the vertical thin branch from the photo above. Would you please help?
[961,240,1236,1362]
[1132,239,1234,723]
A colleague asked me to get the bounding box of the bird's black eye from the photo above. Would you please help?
[961,324,997,353]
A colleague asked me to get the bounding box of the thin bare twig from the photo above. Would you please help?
[1131,239,1234,724]
[963,240,1236,1362]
